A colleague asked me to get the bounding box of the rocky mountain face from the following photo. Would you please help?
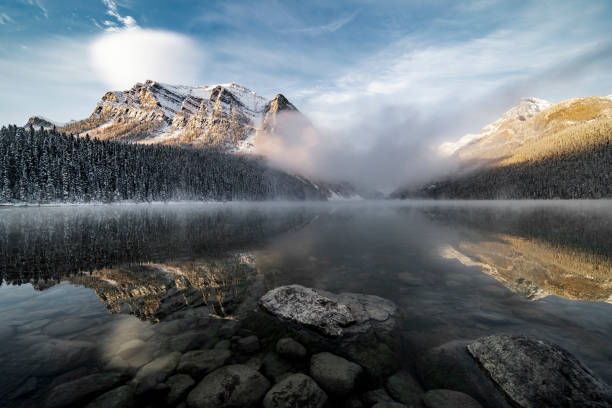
[50,80,298,152]
[396,95,612,199]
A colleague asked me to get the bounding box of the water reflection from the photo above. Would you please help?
[0,201,611,406]
[421,203,612,303]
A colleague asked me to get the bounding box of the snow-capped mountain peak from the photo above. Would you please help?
[49,80,299,152]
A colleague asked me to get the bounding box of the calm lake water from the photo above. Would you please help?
[1,201,611,406]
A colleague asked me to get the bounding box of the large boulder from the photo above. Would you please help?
[262,373,327,408]
[467,335,612,408]
[310,352,362,395]
[259,285,398,339]
[186,364,270,408]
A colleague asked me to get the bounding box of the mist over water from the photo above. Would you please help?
[0,200,611,407]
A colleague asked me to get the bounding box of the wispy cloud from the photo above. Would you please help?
[25,0,48,18]
[101,0,138,31]
[293,10,359,35]
[0,13,13,25]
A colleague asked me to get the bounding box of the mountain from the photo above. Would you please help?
[25,80,371,200]
[395,95,612,199]
[24,115,63,129]
[47,80,296,152]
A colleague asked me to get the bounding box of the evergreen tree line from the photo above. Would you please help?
[0,125,325,203]
[396,142,612,199]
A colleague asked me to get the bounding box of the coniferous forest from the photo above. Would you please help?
[0,125,325,203]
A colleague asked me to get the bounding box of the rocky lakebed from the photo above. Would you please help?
[4,283,611,408]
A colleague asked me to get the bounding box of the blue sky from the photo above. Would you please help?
[1,0,612,186]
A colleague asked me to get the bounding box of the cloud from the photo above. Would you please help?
[260,2,612,190]
[25,0,48,18]
[89,28,206,90]
[101,0,137,31]
[0,13,13,24]
[293,11,359,35]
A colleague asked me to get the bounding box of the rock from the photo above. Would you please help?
[263,373,327,408]
[218,320,240,338]
[186,364,271,408]
[26,339,96,376]
[422,389,482,408]
[385,370,423,406]
[418,340,511,408]
[362,388,394,405]
[261,352,293,383]
[345,399,365,408]
[372,403,407,408]
[237,335,260,354]
[260,285,355,337]
[166,374,196,406]
[177,349,231,378]
[133,352,181,383]
[86,385,135,408]
[246,355,264,371]
[346,340,399,380]
[154,319,186,336]
[169,330,209,352]
[44,372,124,408]
[214,340,231,350]
[133,373,169,397]
[259,286,399,361]
[310,352,362,395]
[105,356,132,373]
[276,338,307,360]
[467,335,612,408]
[117,339,148,360]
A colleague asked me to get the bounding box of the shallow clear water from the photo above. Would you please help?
[1,201,611,406]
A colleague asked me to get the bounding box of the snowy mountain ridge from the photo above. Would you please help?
[42,80,297,153]
[438,97,552,156]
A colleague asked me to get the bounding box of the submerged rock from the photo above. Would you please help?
[418,340,511,408]
[310,352,363,395]
[133,352,181,383]
[186,364,270,408]
[385,370,423,406]
[262,373,327,408]
[276,338,307,360]
[422,389,482,408]
[165,374,196,406]
[177,349,231,378]
[467,335,612,408]
[237,335,260,354]
[86,385,135,408]
[44,372,124,408]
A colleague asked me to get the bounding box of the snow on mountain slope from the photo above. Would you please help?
[439,97,552,157]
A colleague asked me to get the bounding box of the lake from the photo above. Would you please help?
[1,201,611,407]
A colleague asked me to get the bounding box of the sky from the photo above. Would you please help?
[1,0,611,189]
